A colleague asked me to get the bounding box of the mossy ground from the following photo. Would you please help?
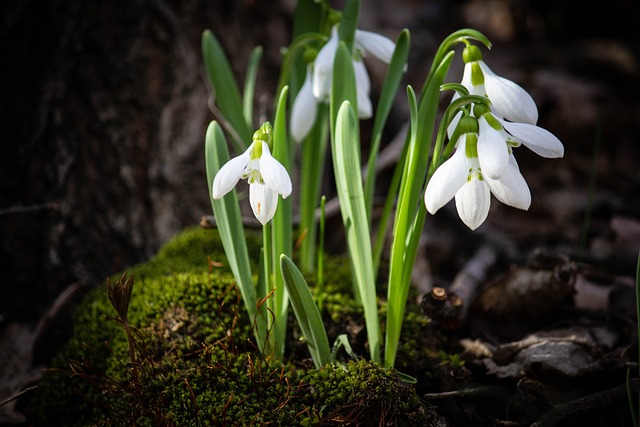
[24,226,449,426]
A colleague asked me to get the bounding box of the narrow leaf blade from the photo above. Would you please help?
[280,254,331,368]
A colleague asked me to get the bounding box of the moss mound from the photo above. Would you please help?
[25,226,442,426]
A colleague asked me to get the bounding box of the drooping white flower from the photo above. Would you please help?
[290,64,318,143]
[425,116,531,230]
[497,116,565,158]
[212,131,292,225]
[460,44,538,125]
[289,24,396,142]
[313,25,394,111]
[468,103,564,182]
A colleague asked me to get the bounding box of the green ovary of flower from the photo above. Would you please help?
[462,44,483,63]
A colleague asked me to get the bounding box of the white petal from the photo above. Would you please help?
[354,29,395,63]
[480,61,538,125]
[312,25,339,100]
[249,182,278,225]
[462,61,485,96]
[211,146,252,199]
[258,142,292,198]
[353,59,372,119]
[499,118,564,158]
[477,116,510,179]
[486,155,531,210]
[455,178,490,230]
[290,66,318,142]
[424,137,468,214]
[447,110,463,139]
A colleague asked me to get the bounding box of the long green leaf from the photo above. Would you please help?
[364,28,410,221]
[202,30,252,150]
[332,101,380,363]
[298,104,330,273]
[330,42,357,137]
[271,85,292,361]
[384,51,455,369]
[338,0,359,52]
[293,0,324,38]
[243,46,263,129]
[205,121,267,351]
[280,254,331,368]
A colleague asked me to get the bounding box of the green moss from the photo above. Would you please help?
[25,226,444,426]
[128,225,262,280]
[301,359,437,426]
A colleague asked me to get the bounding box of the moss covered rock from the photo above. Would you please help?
[25,226,444,426]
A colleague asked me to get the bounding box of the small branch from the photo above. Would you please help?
[0,202,59,217]
[448,243,500,320]
[0,385,39,408]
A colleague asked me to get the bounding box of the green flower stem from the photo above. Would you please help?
[205,121,267,353]
[385,52,452,368]
[384,30,491,368]
[276,33,327,101]
[262,222,275,358]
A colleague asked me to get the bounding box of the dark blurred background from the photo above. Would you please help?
[1,0,639,357]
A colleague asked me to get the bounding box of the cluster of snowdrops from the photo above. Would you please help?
[204,0,564,373]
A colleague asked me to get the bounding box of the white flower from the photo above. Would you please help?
[460,44,538,125]
[425,118,531,230]
[497,116,565,158]
[313,25,394,112]
[212,140,292,225]
[469,104,565,180]
[290,64,318,143]
[289,25,396,142]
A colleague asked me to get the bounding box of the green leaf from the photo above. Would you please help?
[331,101,381,363]
[205,121,267,351]
[338,0,359,52]
[280,254,331,368]
[331,334,357,361]
[202,30,252,150]
[298,105,330,273]
[330,42,357,137]
[293,0,324,38]
[384,51,456,369]
[271,85,293,361]
[243,46,263,129]
[364,28,410,221]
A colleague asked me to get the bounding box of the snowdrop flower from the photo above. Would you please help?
[471,103,564,180]
[289,25,396,142]
[460,44,538,125]
[212,122,292,225]
[290,64,318,143]
[425,116,531,230]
